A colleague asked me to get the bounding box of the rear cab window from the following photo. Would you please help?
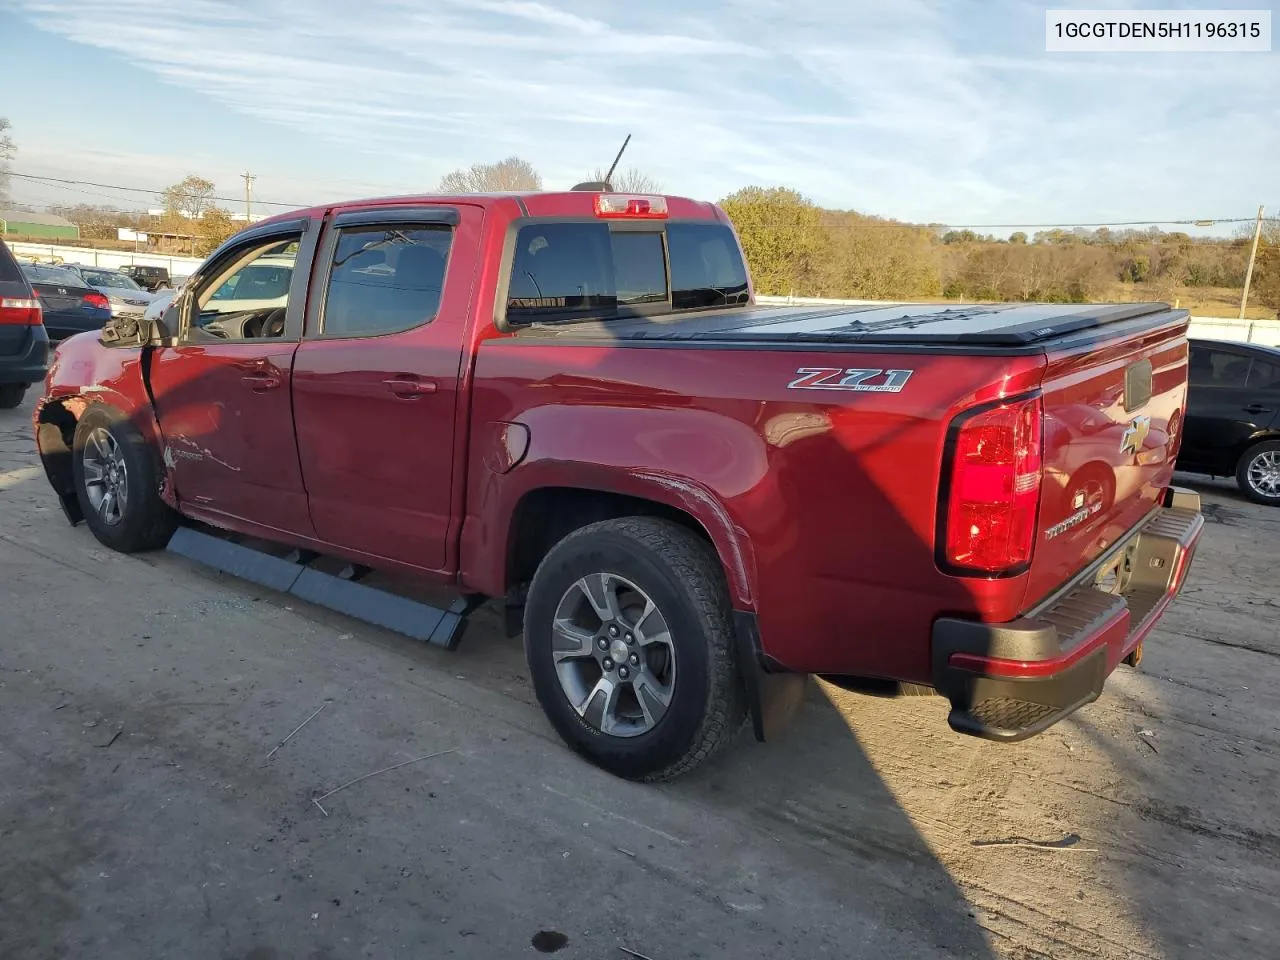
[504,219,748,325]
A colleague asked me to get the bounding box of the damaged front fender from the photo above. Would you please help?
[35,335,178,523]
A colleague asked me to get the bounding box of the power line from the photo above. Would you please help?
[10,176,153,206]
[8,171,309,209]
[820,216,1277,230]
[8,170,1277,232]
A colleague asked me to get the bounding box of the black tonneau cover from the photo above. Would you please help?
[512,301,1186,348]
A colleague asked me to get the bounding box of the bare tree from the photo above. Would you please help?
[586,166,662,193]
[438,156,542,193]
[161,175,216,221]
[0,118,15,204]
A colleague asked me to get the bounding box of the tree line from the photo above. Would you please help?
[722,187,1278,314]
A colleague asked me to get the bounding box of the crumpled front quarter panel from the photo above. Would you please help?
[38,334,168,487]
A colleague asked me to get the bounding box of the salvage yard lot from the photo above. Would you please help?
[2,392,1278,960]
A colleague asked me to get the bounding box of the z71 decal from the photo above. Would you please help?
[787,367,914,393]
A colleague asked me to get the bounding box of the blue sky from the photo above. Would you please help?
[2,0,1276,232]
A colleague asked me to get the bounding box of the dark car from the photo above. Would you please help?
[118,264,171,292]
[18,263,113,342]
[0,241,51,409]
[1179,338,1280,505]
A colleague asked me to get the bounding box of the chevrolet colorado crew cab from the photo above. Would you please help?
[34,189,1204,781]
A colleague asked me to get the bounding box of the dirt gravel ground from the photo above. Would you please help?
[2,389,1278,960]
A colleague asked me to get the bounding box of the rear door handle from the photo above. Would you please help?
[1243,404,1271,415]
[242,372,282,390]
[384,376,437,397]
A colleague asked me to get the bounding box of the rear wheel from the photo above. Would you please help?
[1236,440,1280,506]
[524,517,746,781]
[72,410,178,552]
[0,384,26,409]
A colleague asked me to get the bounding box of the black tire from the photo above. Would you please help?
[0,384,26,410]
[1235,440,1280,506]
[524,517,747,782]
[71,409,178,553]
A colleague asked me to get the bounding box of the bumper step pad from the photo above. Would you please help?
[950,697,1062,740]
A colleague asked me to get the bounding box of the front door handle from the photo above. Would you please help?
[242,372,282,390]
[1243,404,1271,415]
[384,376,438,397]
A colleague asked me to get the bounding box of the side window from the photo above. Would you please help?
[1188,347,1249,387]
[1246,356,1280,391]
[188,235,300,342]
[321,225,453,338]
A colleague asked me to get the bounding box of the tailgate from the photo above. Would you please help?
[1024,312,1191,608]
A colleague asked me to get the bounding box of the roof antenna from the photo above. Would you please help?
[603,133,631,188]
[571,133,632,192]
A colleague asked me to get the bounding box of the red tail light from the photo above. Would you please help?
[940,394,1043,575]
[0,297,43,325]
[84,291,111,311]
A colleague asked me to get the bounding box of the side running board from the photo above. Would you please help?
[166,526,483,650]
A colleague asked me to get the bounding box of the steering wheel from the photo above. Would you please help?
[258,308,287,339]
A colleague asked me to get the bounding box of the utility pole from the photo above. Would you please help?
[1239,204,1265,338]
[241,171,256,223]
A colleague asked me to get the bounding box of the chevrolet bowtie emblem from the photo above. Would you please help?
[1120,415,1151,456]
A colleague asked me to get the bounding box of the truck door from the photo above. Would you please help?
[146,219,318,535]
[291,205,479,572]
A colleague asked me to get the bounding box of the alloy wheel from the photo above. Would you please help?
[550,572,677,738]
[82,427,129,525]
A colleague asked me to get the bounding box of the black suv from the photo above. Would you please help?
[1179,338,1280,505]
[118,264,172,292]
[0,240,51,410]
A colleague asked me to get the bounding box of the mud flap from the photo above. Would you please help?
[166,526,474,649]
[733,611,807,742]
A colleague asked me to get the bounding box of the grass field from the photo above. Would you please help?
[1097,282,1274,319]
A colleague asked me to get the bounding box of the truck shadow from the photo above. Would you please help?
[675,680,994,958]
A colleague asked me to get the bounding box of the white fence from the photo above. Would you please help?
[6,240,204,275]
[1186,315,1280,348]
[755,295,1280,348]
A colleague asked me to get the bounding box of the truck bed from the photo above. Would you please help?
[512,301,1183,349]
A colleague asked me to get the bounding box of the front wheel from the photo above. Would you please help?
[71,410,178,552]
[1236,440,1280,506]
[524,517,747,781]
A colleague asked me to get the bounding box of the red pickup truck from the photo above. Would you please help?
[34,189,1204,781]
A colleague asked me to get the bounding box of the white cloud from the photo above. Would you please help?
[7,0,1277,225]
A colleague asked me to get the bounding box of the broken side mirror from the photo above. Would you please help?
[100,302,177,349]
